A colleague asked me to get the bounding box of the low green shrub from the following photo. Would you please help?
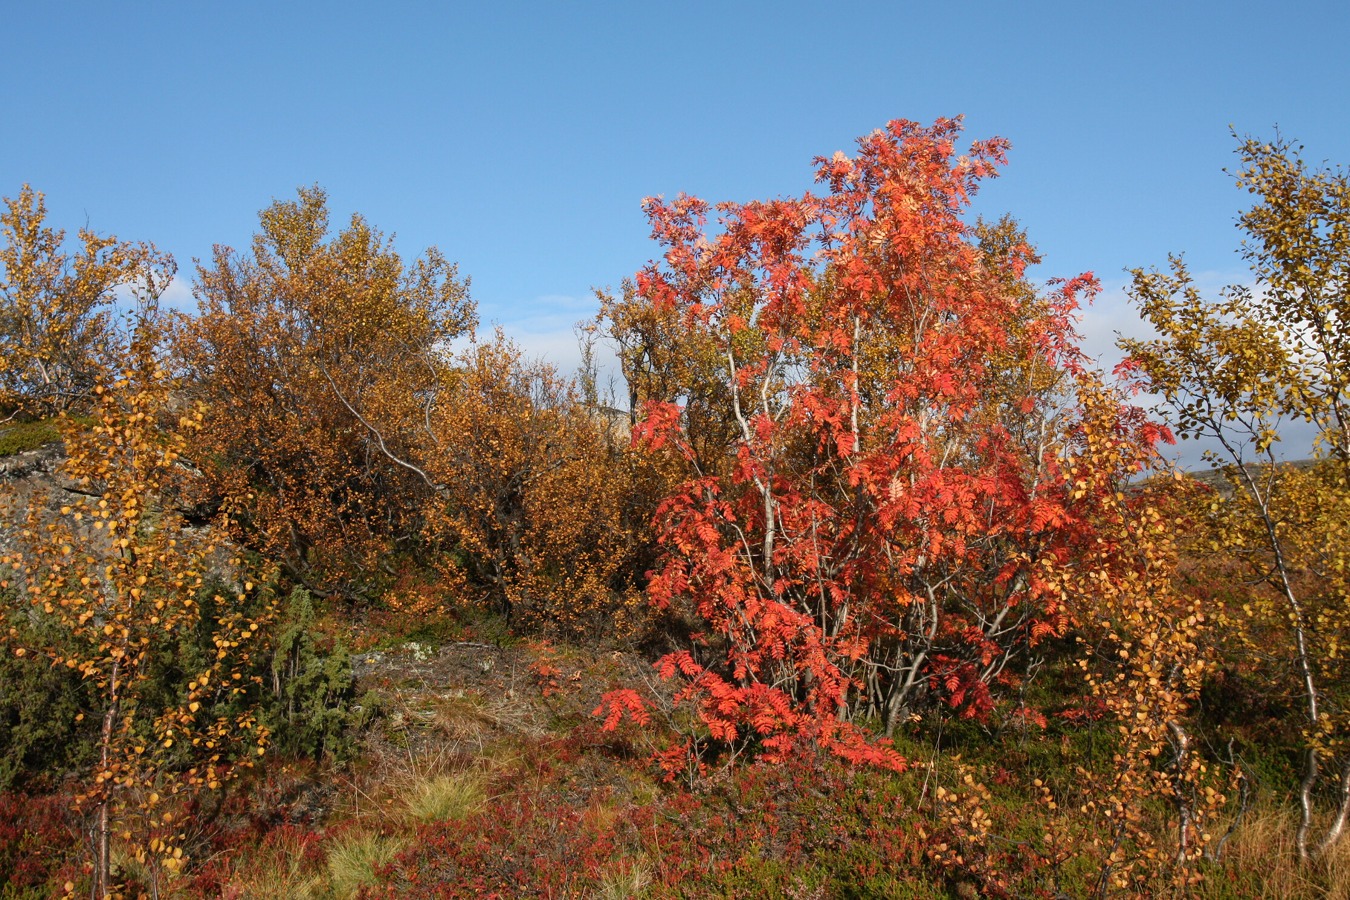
[0,592,95,790]
[265,587,376,762]
[0,419,60,457]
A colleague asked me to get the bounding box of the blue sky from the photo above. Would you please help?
[5,1,1349,459]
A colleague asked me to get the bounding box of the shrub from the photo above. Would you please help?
[0,418,60,458]
[264,587,374,762]
[0,358,275,897]
[0,590,94,790]
[608,118,1183,778]
[173,186,476,600]
[0,790,80,897]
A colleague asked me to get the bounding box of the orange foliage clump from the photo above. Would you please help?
[421,333,649,637]
[172,186,475,600]
[0,184,174,417]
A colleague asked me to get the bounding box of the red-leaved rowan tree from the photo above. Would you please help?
[596,118,1181,777]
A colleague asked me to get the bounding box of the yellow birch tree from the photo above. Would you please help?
[0,185,174,418]
[1122,133,1350,859]
[1,343,273,898]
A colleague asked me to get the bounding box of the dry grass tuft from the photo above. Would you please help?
[594,855,653,900]
[326,831,403,899]
[1200,804,1350,899]
[217,827,326,899]
[403,769,487,823]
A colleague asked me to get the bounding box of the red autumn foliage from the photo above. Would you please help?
[0,790,82,894]
[614,117,1174,772]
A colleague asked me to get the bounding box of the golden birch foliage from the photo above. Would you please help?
[1057,385,1224,894]
[596,279,739,475]
[0,359,273,894]
[424,333,647,637]
[1122,134,1350,858]
[0,185,174,417]
[885,385,1226,898]
[172,186,475,597]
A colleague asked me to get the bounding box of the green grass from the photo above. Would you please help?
[0,419,61,457]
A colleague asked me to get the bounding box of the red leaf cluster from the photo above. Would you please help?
[615,118,1172,771]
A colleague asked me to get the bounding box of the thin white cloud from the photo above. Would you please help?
[443,292,626,404]
[158,274,195,312]
[109,272,195,318]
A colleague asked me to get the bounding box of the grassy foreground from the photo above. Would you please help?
[4,608,1347,900]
